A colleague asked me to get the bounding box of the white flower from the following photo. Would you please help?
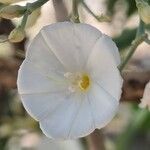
[139,81,150,111]
[17,22,123,140]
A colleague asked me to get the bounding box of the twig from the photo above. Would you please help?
[81,0,111,22]
[19,4,30,30]
[136,19,145,38]
[119,34,147,72]
[28,0,49,12]
[21,0,49,29]
[136,17,150,45]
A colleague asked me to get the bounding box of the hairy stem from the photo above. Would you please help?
[119,33,147,72]
[19,4,30,29]
[81,0,111,22]
[20,0,48,29]
[28,0,49,12]
[136,19,145,38]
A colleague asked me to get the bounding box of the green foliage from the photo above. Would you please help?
[126,0,136,16]
[0,138,8,150]
[106,0,118,16]
[113,28,137,50]
[115,106,150,150]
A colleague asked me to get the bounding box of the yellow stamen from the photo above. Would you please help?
[78,74,90,91]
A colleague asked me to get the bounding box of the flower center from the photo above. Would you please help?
[78,74,90,91]
[64,72,91,92]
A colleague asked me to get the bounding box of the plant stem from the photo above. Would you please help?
[81,0,111,22]
[119,33,147,72]
[71,0,80,23]
[20,0,49,29]
[19,4,30,29]
[137,19,150,45]
[28,0,49,12]
[136,19,145,37]
[81,1,97,19]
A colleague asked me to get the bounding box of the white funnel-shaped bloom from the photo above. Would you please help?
[17,22,123,140]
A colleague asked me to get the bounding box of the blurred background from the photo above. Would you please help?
[0,0,150,150]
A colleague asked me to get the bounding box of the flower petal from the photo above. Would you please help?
[26,31,65,74]
[73,23,102,68]
[39,93,84,140]
[86,38,123,101]
[67,94,95,139]
[40,22,102,71]
[98,34,121,65]
[20,91,69,121]
[88,83,119,128]
[40,22,79,71]
[17,60,66,94]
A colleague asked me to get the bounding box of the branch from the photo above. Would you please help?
[0,0,49,43]
[81,0,111,22]
[119,34,147,72]
[28,0,49,12]
[136,19,145,38]
[135,18,150,45]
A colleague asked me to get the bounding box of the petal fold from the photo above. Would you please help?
[88,83,119,129]
[41,22,102,71]
[17,60,66,94]
[39,93,84,140]
[86,38,123,101]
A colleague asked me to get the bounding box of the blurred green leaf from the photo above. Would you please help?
[113,28,137,50]
[115,106,150,150]
[106,0,118,16]
[126,0,137,16]
[0,137,8,150]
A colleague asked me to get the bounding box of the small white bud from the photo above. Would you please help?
[0,0,25,4]
[0,5,26,19]
[136,0,150,24]
[8,27,25,43]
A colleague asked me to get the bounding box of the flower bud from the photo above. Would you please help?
[0,0,25,4]
[136,0,150,24]
[0,5,26,19]
[8,27,25,43]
